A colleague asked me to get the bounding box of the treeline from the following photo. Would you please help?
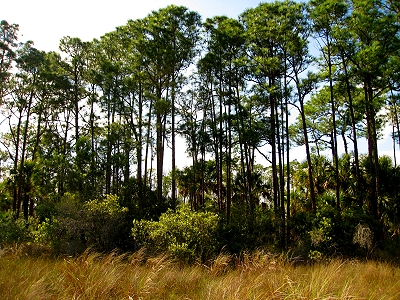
[1,0,400,259]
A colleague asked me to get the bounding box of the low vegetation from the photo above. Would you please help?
[1,247,399,300]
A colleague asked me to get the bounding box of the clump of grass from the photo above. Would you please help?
[1,246,400,299]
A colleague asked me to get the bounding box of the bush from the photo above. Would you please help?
[83,194,129,249]
[0,212,32,246]
[35,193,129,254]
[289,194,377,259]
[132,205,220,262]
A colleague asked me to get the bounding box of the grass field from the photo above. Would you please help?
[1,246,400,299]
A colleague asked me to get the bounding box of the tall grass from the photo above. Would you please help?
[1,246,400,299]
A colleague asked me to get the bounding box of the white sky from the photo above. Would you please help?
[3,0,262,52]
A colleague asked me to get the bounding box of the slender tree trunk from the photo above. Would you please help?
[285,72,291,246]
[365,78,380,219]
[20,88,35,220]
[137,79,143,195]
[297,80,316,211]
[282,47,291,246]
[218,70,224,213]
[59,109,71,198]
[105,94,112,195]
[341,54,362,206]
[200,105,207,207]
[156,110,163,201]
[32,105,43,161]
[269,76,279,211]
[341,131,348,155]
[393,122,397,167]
[12,111,22,217]
[236,92,248,204]
[390,88,399,168]
[124,126,131,183]
[276,95,285,248]
[30,105,44,216]
[89,84,97,190]
[156,81,165,202]
[189,117,199,209]
[327,40,340,210]
[226,92,232,224]
[149,139,154,191]
[74,66,80,145]
[171,77,177,211]
[144,97,153,189]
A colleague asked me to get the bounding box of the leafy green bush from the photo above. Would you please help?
[289,191,377,259]
[132,205,220,262]
[0,212,32,246]
[35,193,129,254]
[83,194,129,250]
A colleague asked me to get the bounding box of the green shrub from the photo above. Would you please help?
[0,212,32,246]
[35,193,129,254]
[132,205,220,262]
[289,192,377,259]
[83,194,129,250]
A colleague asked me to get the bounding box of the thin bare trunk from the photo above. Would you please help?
[341,54,361,206]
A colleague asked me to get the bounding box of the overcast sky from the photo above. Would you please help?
[4,0,263,52]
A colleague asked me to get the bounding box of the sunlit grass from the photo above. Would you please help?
[1,246,400,299]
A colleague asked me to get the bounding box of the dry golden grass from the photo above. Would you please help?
[1,246,400,299]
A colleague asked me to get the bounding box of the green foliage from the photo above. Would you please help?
[0,20,19,92]
[289,191,378,259]
[121,177,172,221]
[132,205,219,262]
[83,195,129,249]
[219,204,278,254]
[35,193,129,254]
[0,212,32,246]
[0,181,12,211]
